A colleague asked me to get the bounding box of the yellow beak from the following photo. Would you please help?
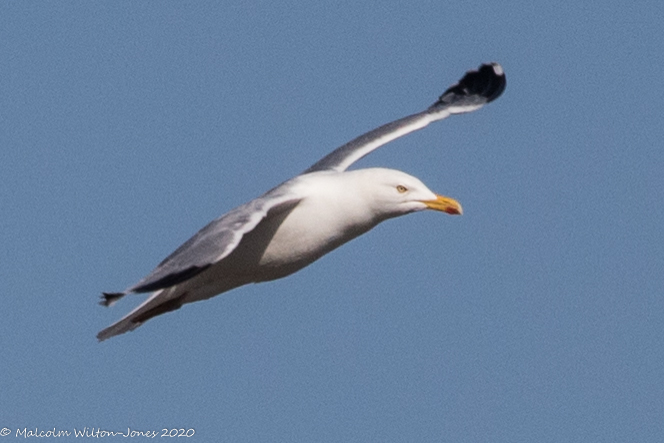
[422,195,463,215]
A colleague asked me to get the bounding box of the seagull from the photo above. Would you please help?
[98,63,506,341]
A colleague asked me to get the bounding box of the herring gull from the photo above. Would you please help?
[98,62,506,341]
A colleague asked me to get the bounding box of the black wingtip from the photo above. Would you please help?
[436,62,506,106]
[100,292,125,307]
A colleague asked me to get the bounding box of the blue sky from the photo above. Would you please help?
[2,1,663,442]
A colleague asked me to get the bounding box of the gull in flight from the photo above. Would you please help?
[98,63,506,341]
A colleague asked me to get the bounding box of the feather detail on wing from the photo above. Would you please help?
[101,188,302,305]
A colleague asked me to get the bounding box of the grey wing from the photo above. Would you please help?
[115,189,301,296]
[304,62,506,174]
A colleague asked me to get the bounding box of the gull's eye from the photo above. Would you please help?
[396,185,408,193]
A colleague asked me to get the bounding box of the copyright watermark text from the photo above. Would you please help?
[0,427,195,438]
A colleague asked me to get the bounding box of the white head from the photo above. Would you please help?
[343,168,462,220]
[295,168,461,229]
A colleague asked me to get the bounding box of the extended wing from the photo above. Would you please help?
[101,186,301,306]
[304,62,505,174]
